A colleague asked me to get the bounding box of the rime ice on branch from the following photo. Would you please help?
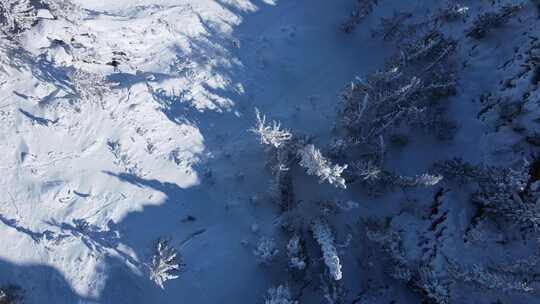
[149,240,184,289]
[311,219,342,281]
[250,109,293,149]
[297,144,348,189]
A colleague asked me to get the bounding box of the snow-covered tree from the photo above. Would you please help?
[341,75,425,144]
[250,109,293,149]
[297,144,348,189]
[0,0,37,34]
[466,4,523,39]
[434,1,469,22]
[149,240,183,289]
[264,285,298,304]
[254,237,279,265]
[311,219,342,281]
[339,27,457,148]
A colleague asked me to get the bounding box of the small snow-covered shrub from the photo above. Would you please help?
[311,219,342,281]
[446,259,534,293]
[434,1,469,22]
[391,173,443,187]
[254,237,279,265]
[264,285,298,304]
[466,4,523,39]
[0,0,37,34]
[350,160,442,192]
[251,109,293,149]
[472,162,540,232]
[286,234,307,271]
[352,160,382,182]
[297,144,348,189]
[149,240,184,289]
[415,267,452,304]
[250,109,348,193]
[68,69,111,102]
[0,285,23,304]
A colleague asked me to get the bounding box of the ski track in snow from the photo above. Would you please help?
[1,0,539,303]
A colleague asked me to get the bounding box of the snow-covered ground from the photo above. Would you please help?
[1,0,540,303]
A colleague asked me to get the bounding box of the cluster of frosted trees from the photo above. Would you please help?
[249,1,539,303]
[0,0,37,34]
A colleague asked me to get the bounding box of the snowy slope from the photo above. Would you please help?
[1,0,540,303]
[0,1,375,303]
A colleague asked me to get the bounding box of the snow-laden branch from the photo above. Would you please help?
[297,144,348,189]
[149,240,183,289]
[250,109,292,149]
[311,219,342,281]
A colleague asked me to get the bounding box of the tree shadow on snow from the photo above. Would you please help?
[6,0,373,302]
[0,258,94,303]
[92,1,361,303]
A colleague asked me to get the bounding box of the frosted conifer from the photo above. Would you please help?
[297,144,348,189]
[149,240,183,289]
[311,219,342,281]
[251,109,292,149]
